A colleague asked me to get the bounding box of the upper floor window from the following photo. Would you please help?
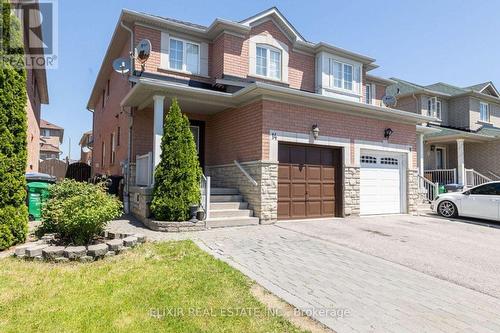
[480,102,490,122]
[427,97,441,119]
[255,44,282,80]
[329,59,353,91]
[169,38,200,74]
[365,84,373,104]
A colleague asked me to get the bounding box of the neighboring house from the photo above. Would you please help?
[39,119,63,160]
[86,7,432,224]
[14,0,50,171]
[388,79,500,188]
[79,130,93,165]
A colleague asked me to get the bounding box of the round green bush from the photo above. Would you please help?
[39,180,123,245]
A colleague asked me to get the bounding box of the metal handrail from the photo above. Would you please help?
[200,174,211,220]
[417,174,439,202]
[234,160,258,186]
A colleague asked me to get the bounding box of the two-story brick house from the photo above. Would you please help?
[87,7,432,225]
[388,79,500,189]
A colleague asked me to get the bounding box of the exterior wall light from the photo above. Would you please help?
[312,124,320,139]
[384,128,394,139]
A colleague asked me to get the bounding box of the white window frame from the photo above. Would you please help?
[254,44,282,81]
[329,59,355,92]
[168,37,201,75]
[365,83,373,104]
[480,102,490,122]
[427,97,441,119]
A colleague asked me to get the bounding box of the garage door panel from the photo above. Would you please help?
[291,166,306,180]
[323,184,335,197]
[307,201,322,217]
[323,201,335,215]
[307,183,322,198]
[291,184,306,198]
[307,166,321,181]
[277,202,290,219]
[360,151,404,215]
[322,167,335,180]
[292,202,306,217]
[278,165,290,180]
[278,143,342,220]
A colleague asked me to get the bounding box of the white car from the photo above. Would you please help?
[432,181,500,221]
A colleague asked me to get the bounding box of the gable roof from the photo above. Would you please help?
[239,7,305,42]
[465,81,499,97]
[40,119,63,130]
[389,78,500,101]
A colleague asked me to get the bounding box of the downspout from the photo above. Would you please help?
[120,20,135,214]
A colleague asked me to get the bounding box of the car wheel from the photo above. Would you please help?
[438,200,458,218]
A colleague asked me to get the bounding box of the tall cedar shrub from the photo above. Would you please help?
[0,1,28,250]
[151,99,202,221]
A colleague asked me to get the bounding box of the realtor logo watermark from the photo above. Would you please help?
[1,0,58,69]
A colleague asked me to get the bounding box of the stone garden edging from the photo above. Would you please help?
[13,231,146,263]
[141,218,206,232]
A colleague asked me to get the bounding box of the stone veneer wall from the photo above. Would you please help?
[129,186,153,223]
[344,167,360,216]
[206,161,278,224]
[407,169,419,214]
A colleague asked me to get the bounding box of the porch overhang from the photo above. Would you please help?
[121,76,436,124]
[424,125,497,143]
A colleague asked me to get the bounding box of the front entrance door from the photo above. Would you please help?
[436,148,445,169]
[189,120,205,169]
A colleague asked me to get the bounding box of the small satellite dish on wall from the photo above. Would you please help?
[382,95,397,108]
[112,57,131,76]
[136,39,152,69]
[81,146,91,154]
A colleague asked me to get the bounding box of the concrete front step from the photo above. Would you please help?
[211,201,249,210]
[211,188,239,195]
[210,209,253,219]
[207,217,260,228]
[210,194,243,202]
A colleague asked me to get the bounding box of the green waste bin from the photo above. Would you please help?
[438,184,447,194]
[27,182,51,221]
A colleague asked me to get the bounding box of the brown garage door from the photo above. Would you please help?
[278,144,342,220]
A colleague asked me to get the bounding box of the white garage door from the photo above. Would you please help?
[360,150,405,215]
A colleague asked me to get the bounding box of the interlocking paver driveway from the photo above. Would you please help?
[108,215,500,332]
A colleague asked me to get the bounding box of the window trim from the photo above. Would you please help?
[168,37,201,75]
[427,97,442,119]
[254,43,283,81]
[328,59,356,93]
[365,83,373,104]
[480,102,490,122]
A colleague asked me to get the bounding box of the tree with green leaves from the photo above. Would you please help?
[0,0,28,250]
[151,98,202,221]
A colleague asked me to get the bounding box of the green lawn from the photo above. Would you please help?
[0,241,306,333]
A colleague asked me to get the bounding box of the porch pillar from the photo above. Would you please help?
[153,95,165,172]
[456,139,465,185]
[417,133,425,177]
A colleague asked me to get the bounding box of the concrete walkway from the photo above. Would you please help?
[107,216,500,333]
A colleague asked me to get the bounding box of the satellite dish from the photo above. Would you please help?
[382,95,397,108]
[82,146,91,153]
[112,57,131,75]
[136,39,152,65]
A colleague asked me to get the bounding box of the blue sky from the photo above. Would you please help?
[42,0,500,159]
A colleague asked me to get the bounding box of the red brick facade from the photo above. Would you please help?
[91,12,416,178]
